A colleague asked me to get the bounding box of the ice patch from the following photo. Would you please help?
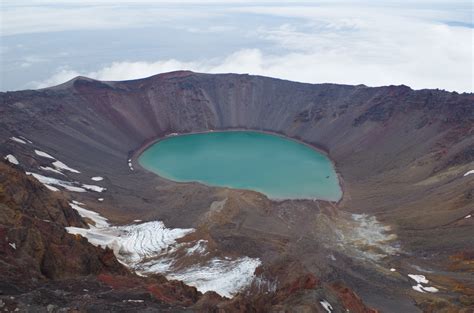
[34,150,55,159]
[320,299,333,313]
[10,137,26,144]
[91,176,103,181]
[52,160,80,173]
[69,202,109,227]
[464,170,474,177]
[82,184,106,192]
[4,154,19,165]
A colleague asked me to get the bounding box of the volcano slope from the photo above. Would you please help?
[1,71,473,312]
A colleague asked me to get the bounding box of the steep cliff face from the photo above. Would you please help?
[0,161,124,282]
[0,72,473,312]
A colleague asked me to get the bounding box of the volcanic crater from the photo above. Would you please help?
[1,71,473,312]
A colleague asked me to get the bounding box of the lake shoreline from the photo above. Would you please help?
[130,128,345,204]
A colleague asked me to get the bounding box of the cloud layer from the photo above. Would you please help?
[4,1,473,92]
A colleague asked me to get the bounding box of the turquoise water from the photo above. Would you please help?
[138,131,342,201]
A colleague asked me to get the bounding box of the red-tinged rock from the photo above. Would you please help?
[331,282,379,313]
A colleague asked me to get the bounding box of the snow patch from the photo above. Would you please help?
[69,202,109,228]
[26,172,86,192]
[67,221,193,262]
[464,170,474,177]
[98,198,104,202]
[408,274,438,293]
[162,257,261,298]
[82,184,106,192]
[390,268,396,272]
[20,136,32,143]
[9,242,16,250]
[34,150,55,159]
[10,137,26,144]
[408,274,429,284]
[44,184,60,191]
[123,300,144,303]
[39,166,64,175]
[320,299,333,313]
[4,154,19,165]
[52,160,80,173]
[420,286,439,293]
[185,240,208,256]
[67,217,260,298]
[91,176,103,181]
[465,214,471,219]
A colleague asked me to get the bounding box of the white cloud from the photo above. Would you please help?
[6,1,473,92]
[35,39,472,92]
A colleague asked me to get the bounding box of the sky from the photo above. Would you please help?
[1,1,472,92]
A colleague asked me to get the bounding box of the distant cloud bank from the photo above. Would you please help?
[3,1,473,92]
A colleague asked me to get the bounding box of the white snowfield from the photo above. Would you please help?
[91,176,104,181]
[66,206,261,298]
[464,170,474,177]
[5,154,19,165]
[408,274,438,293]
